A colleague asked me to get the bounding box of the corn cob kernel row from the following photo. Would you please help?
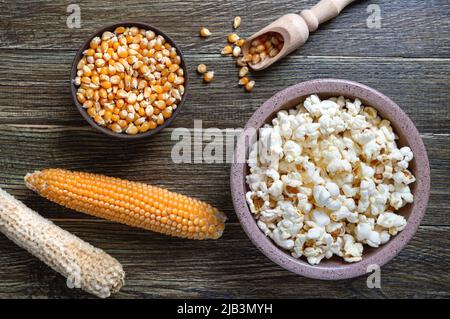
[25,169,227,240]
[0,188,125,298]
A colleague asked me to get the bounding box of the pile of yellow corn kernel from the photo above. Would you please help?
[218,18,284,92]
[74,26,185,135]
[246,32,284,65]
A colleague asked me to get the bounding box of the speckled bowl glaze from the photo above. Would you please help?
[230,79,430,280]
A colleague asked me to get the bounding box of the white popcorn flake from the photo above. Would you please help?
[268,180,283,197]
[245,94,415,265]
[260,207,281,223]
[245,191,257,213]
[257,220,272,236]
[355,219,381,248]
[307,227,325,240]
[343,235,363,263]
[283,140,302,162]
[326,182,340,197]
[272,228,295,250]
[400,146,413,162]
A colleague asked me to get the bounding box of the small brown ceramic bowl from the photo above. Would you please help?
[70,22,188,139]
[230,79,430,280]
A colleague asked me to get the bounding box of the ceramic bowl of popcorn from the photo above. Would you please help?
[230,78,430,280]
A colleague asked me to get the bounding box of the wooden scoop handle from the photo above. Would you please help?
[300,0,358,32]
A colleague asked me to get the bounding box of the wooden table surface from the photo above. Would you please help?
[0,0,449,299]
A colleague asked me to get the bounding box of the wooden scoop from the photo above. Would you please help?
[243,0,358,71]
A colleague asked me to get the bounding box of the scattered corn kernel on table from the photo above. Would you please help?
[0,0,449,298]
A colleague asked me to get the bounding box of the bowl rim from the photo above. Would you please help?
[230,78,431,280]
[70,21,189,139]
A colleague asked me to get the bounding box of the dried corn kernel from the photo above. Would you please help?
[162,106,173,119]
[239,66,249,77]
[236,57,247,67]
[197,64,208,74]
[221,45,232,55]
[203,71,214,83]
[233,16,241,29]
[251,54,261,65]
[199,27,211,37]
[269,48,279,57]
[227,33,240,44]
[125,124,139,135]
[236,38,246,47]
[245,80,255,92]
[238,77,249,86]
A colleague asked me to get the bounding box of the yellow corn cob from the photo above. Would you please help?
[25,169,226,240]
[0,187,124,298]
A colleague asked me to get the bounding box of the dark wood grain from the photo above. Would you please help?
[0,0,449,58]
[0,222,448,299]
[0,0,449,299]
[0,50,449,133]
[0,125,448,226]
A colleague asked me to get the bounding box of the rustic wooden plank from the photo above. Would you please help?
[0,125,447,226]
[0,0,449,300]
[0,0,449,58]
[0,50,449,133]
[0,222,448,298]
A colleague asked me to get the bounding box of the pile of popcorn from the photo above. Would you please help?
[246,95,415,264]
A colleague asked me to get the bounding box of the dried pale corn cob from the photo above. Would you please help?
[0,188,124,298]
[25,169,227,240]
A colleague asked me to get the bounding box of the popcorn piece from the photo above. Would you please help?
[343,234,363,263]
[355,216,381,247]
[377,212,407,235]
